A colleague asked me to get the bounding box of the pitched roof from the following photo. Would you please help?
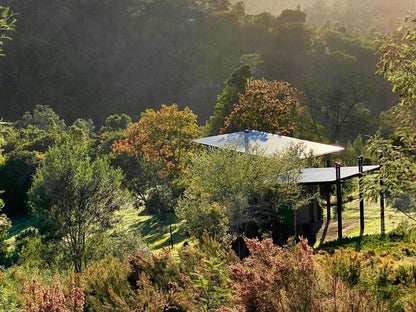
[193,130,344,158]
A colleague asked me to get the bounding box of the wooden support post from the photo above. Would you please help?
[326,188,331,221]
[325,159,331,221]
[379,150,385,235]
[170,225,174,249]
[358,155,364,236]
[244,129,250,153]
[336,162,342,239]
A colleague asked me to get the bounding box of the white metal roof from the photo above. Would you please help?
[299,165,380,184]
[193,130,344,158]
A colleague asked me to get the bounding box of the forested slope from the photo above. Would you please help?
[0,0,397,143]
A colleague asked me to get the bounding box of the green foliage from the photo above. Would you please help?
[0,151,39,215]
[0,0,396,145]
[28,139,128,272]
[188,257,233,311]
[0,204,11,262]
[377,18,416,130]
[82,255,133,312]
[302,27,382,142]
[0,6,16,56]
[337,134,364,166]
[14,105,66,133]
[127,233,235,311]
[204,65,252,136]
[110,152,165,208]
[177,146,304,241]
[363,128,416,206]
[70,118,95,139]
[100,114,132,133]
[177,198,230,244]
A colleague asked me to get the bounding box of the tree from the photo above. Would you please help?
[113,104,200,181]
[377,18,416,130]
[176,146,304,242]
[204,65,252,136]
[100,113,132,133]
[28,140,127,272]
[221,78,302,135]
[364,128,416,212]
[14,104,66,132]
[0,6,16,56]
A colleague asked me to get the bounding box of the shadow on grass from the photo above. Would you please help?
[129,211,186,249]
[316,229,416,253]
[9,214,37,237]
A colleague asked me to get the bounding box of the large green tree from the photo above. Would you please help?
[28,140,127,272]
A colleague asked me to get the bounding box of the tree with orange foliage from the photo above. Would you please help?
[113,104,200,181]
[221,78,301,135]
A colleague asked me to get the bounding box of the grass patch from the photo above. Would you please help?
[112,207,186,252]
[317,223,416,254]
[328,198,414,236]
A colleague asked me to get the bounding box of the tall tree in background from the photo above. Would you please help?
[302,26,384,142]
[28,140,126,272]
[221,78,302,135]
[204,65,252,136]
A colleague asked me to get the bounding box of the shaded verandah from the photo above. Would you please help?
[299,158,382,241]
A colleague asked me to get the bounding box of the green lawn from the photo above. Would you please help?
[112,206,186,252]
[7,207,187,253]
[316,196,415,243]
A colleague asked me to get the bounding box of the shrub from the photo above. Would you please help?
[82,255,133,312]
[19,275,84,312]
[230,237,318,312]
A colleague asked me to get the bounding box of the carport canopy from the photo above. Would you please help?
[193,130,344,158]
[299,165,380,185]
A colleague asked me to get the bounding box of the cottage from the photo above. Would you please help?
[193,130,382,246]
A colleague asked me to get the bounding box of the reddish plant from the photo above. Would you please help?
[20,275,84,312]
[230,237,316,312]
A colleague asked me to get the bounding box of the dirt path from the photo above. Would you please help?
[316,219,361,243]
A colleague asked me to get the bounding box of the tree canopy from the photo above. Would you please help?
[221,78,303,135]
[113,104,200,180]
[28,140,127,272]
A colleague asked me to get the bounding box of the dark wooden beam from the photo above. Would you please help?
[358,155,364,236]
[379,150,385,235]
[336,162,342,239]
